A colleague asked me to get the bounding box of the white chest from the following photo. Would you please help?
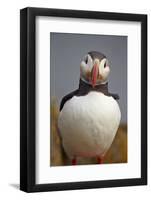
[58,91,121,158]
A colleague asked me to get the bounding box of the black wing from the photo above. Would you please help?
[109,93,120,100]
[60,89,79,111]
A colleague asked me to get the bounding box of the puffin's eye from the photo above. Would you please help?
[85,56,88,64]
[104,62,106,68]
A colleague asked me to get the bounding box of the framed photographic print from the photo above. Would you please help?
[20,7,147,192]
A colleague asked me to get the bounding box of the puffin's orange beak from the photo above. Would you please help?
[91,62,99,88]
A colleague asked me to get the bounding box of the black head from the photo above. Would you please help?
[88,51,106,61]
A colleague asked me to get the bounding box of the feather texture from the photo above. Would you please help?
[58,91,121,158]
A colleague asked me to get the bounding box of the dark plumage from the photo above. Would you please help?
[60,79,119,111]
[88,51,106,61]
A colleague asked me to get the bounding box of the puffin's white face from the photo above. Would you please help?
[80,53,110,87]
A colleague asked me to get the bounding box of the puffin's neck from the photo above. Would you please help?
[78,79,109,96]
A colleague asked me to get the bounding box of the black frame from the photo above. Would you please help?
[20,7,147,192]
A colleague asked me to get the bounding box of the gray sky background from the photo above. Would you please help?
[50,32,127,124]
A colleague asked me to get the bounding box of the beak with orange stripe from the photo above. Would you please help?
[80,51,110,87]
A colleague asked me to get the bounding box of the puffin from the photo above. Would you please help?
[58,51,121,165]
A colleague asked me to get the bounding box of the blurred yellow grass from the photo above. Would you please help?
[50,98,127,166]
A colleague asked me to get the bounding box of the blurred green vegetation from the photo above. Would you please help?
[50,98,127,166]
